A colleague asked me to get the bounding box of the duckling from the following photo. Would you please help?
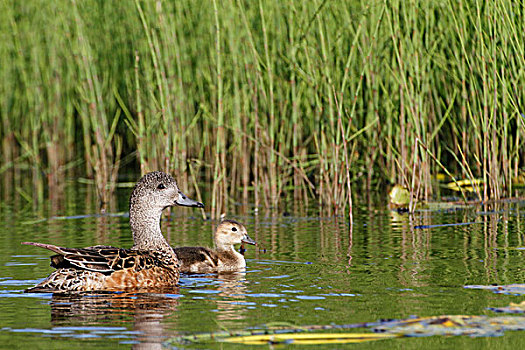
[22,171,203,292]
[173,220,256,273]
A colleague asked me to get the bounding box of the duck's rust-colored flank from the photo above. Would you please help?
[23,171,203,293]
[173,219,256,273]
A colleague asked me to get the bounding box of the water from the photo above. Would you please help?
[2,184,525,348]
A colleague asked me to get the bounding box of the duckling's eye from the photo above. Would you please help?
[231,227,237,232]
[157,183,166,190]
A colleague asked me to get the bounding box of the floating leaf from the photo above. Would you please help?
[373,315,525,337]
[389,185,411,207]
[223,332,399,345]
[465,284,525,295]
[166,313,525,346]
[490,301,525,314]
[445,178,483,192]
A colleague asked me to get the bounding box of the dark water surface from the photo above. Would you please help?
[2,184,525,348]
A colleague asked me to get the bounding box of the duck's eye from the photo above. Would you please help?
[157,183,166,190]
[231,227,237,232]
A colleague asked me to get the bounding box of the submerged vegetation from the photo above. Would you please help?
[1,1,524,215]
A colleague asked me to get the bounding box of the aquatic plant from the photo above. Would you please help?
[1,1,524,215]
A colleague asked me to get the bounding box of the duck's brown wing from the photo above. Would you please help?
[22,242,162,274]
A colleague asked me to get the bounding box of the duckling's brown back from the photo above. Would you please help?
[173,247,220,273]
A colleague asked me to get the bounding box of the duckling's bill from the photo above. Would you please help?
[242,233,256,245]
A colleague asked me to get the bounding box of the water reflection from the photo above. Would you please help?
[49,291,180,348]
[213,273,248,321]
[44,274,251,346]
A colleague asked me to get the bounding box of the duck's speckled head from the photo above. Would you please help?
[130,171,204,211]
[215,220,256,248]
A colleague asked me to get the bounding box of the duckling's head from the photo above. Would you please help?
[130,171,204,212]
[214,220,256,249]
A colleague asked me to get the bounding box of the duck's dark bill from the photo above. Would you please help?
[175,191,204,208]
[242,234,256,245]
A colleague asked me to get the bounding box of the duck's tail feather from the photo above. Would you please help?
[22,242,68,255]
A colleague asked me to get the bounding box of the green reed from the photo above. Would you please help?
[0,0,524,216]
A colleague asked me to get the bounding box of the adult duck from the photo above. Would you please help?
[173,220,256,273]
[23,171,203,292]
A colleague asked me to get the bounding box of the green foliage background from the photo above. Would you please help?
[1,0,524,211]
